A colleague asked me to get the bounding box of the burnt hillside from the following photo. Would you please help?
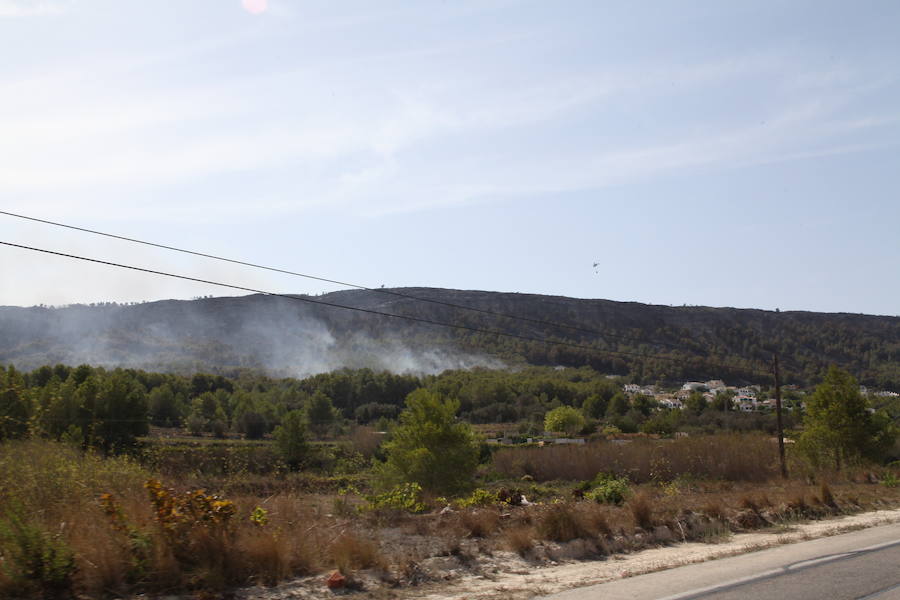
[1,288,898,386]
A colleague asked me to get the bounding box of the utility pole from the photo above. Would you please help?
[773,353,788,479]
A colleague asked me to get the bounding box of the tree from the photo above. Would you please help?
[581,393,607,419]
[606,392,629,417]
[544,405,586,436]
[306,390,338,437]
[684,391,708,415]
[91,371,149,452]
[377,389,479,495]
[712,390,735,412]
[798,366,896,469]
[148,384,181,427]
[236,411,268,440]
[273,409,309,470]
[631,394,658,417]
[0,366,31,440]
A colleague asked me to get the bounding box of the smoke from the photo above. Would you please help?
[0,293,506,376]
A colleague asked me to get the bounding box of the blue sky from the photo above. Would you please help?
[1,0,898,315]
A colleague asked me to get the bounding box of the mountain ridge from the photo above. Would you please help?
[1,288,897,387]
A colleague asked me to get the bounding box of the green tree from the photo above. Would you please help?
[377,389,479,495]
[606,392,629,417]
[684,391,708,415]
[544,405,586,436]
[91,371,149,452]
[273,409,309,470]
[581,393,607,419]
[712,390,735,412]
[306,390,338,437]
[798,366,896,469]
[0,367,31,440]
[631,394,657,417]
[148,384,181,427]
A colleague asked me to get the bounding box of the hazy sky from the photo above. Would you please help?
[1,0,898,315]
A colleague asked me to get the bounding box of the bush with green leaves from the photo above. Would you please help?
[376,390,479,495]
[544,405,586,436]
[0,510,76,597]
[881,473,899,488]
[456,488,497,508]
[584,474,631,505]
[363,483,427,514]
[798,366,897,470]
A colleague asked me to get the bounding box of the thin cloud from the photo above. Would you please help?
[0,0,66,17]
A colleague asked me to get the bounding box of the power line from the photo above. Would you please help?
[0,240,771,378]
[0,209,730,357]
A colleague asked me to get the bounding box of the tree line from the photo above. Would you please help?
[1,363,897,462]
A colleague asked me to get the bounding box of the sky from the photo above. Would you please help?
[1,0,898,315]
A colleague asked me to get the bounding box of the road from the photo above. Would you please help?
[542,521,900,600]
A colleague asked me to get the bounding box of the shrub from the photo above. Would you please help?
[629,494,655,530]
[584,475,631,505]
[460,510,500,538]
[376,390,479,496]
[537,505,590,542]
[329,533,382,573]
[456,488,497,509]
[503,525,535,556]
[0,510,76,598]
[364,483,427,514]
[819,482,838,508]
[881,473,899,488]
[544,406,586,436]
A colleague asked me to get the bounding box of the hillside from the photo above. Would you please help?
[1,288,898,387]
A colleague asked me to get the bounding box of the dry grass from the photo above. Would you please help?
[629,493,655,531]
[492,434,777,483]
[739,495,760,512]
[460,509,501,538]
[820,481,838,508]
[328,532,384,574]
[503,525,536,556]
[537,504,592,542]
[4,439,900,599]
[235,528,317,585]
[702,499,725,521]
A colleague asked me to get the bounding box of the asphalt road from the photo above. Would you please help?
[542,522,900,600]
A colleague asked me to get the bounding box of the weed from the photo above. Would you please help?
[629,494,655,530]
[585,475,631,505]
[456,488,498,509]
[503,525,535,556]
[880,473,899,488]
[701,500,724,521]
[236,525,318,586]
[739,495,759,512]
[537,504,590,542]
[460,510,500,538]
[249,506,269,527]
[0,510,76,598]
[364,483,427,514]
[329,532,383,574]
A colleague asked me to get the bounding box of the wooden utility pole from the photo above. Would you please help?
[773,353,788,479]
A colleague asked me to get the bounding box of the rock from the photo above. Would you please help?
[731,509,767,530]
[653,525,674,543]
